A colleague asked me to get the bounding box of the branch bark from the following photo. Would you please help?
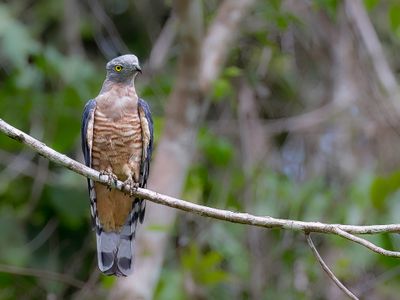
[2,114,400,298]
[1,118,400,238]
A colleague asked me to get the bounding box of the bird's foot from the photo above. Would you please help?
[122,178,139,196]
[99,170,118,190]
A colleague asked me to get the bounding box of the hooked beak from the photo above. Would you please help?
[136,65,142,74]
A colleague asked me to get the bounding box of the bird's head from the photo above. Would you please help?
[105,54,142,83]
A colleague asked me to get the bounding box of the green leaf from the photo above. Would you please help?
[389,4,400,37]
[201,251,223,270]
[212,78,232,101]
[370,171,400,211]
[223,66,242,78]
[146,224,171,232]
[364,0,379,11]
[198,129,234,167]
[101,276,116,289]
[201,270,228,285]
[313,0,339,19]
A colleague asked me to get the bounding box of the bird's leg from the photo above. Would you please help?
[99,169,118,190]
[122,175,139,196]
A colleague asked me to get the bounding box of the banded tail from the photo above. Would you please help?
[97,199,144,277]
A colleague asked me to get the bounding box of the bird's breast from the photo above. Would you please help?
[91,107,143,179]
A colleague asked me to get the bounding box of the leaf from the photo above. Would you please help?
[198,129,234,167]
[201,251,223,270]
[101,276,116,289]
[212,78,232,101]
[223,66,242,78]
[363,0,379,11]
[201,270,228,285]
[313,0,339,19]
[369,171,400,211]
[389,4,400,37]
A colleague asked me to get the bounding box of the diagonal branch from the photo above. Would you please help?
[2,117,400,299]
[2,118,400,239]
[333,228,400,258]
[305,233,359,300]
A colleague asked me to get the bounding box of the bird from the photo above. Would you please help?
[81,54,153,276]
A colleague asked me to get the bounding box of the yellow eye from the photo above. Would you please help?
[114,65,123,72]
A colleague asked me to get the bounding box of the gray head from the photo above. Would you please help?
[105,54,142,83]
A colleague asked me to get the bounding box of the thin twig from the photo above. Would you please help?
[0,264,85,289]
[305,233,359,300]
[87,0,130,58]
[333,228,400,257]
[24,218,59,252]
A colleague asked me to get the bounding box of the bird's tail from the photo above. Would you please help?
[96,199,143,277]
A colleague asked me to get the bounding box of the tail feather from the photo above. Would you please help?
[96,230,119,274]
[96,200,142,276]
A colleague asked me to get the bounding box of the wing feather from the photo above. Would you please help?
[137,98,154,223]
[81,99,97,228]
[138,98,154,188]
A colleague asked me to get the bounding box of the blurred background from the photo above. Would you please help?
[1,0,400,299]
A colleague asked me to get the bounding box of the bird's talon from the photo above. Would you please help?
[99,170,118,189]
[122,178,139,196]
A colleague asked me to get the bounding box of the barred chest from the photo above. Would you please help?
[91,87,143,180]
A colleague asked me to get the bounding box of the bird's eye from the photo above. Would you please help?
[114,65,123,72]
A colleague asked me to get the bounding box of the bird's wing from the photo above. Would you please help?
[138,98,154,188]
[81,99,98,229]
[135,98,154,224]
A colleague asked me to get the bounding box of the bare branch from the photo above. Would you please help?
[3,112,400,298]
[333,228,400,258]
[87,0,130,58]
[2,118,400,240]
[305,233,359,300]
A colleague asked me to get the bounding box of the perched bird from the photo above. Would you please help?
[81,54,153,276]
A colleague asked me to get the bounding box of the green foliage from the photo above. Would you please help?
[0,5,40,70]
[312,0,340,19]
[0,2,106,298]
[370,171,400,211]
[0,207,29,265]
[198,128,234,167]
[389,4,400,38]
[155,269,185,300]
[259,0,299,30]
[181,244,228,286]
[1,0,400,299]
[211,67,241,102]
[364,0,380,11]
